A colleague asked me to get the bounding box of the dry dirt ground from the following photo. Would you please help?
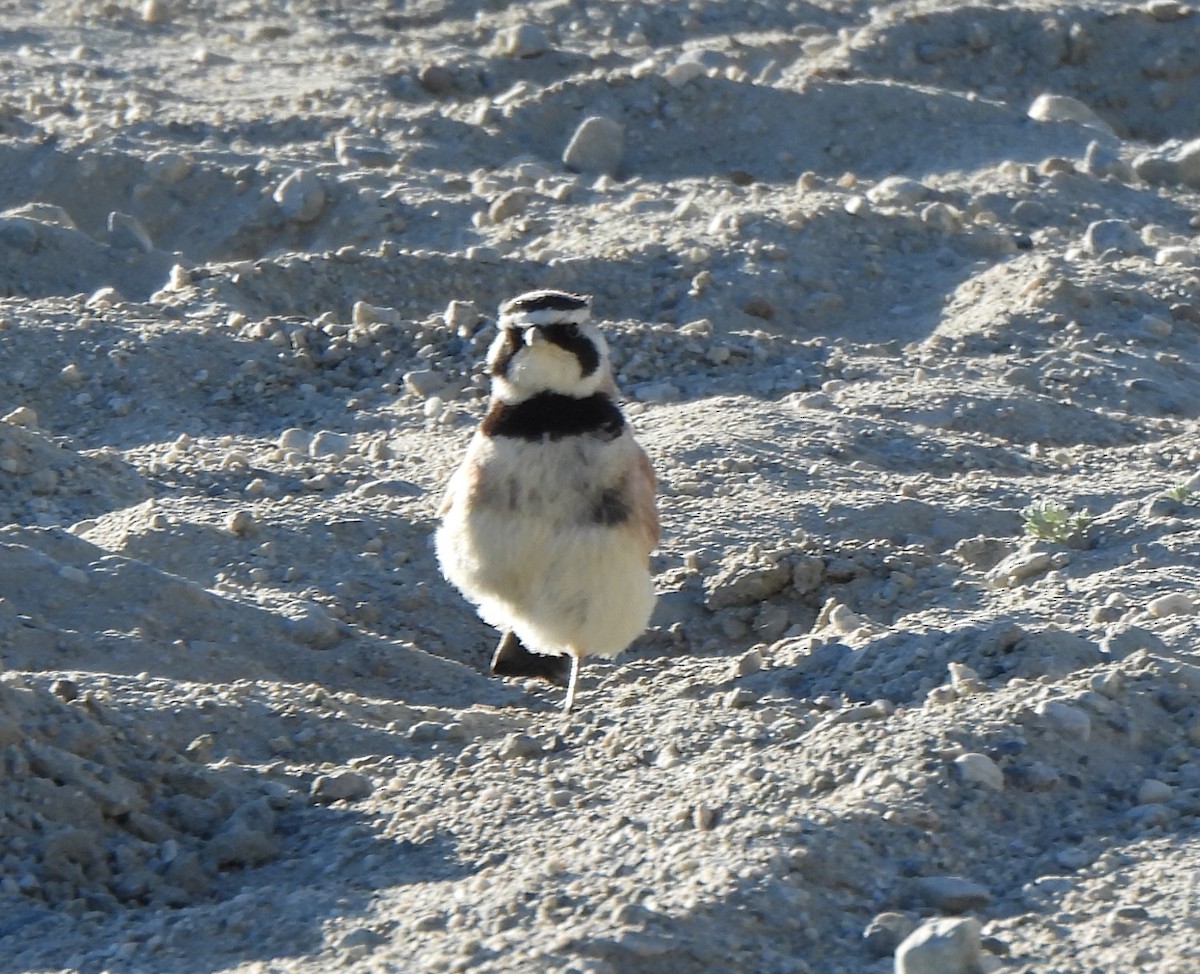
[3,1,1200,972]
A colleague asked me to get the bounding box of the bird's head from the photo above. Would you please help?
[486,289,613,401]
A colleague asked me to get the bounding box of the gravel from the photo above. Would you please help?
[2,1,1200,973]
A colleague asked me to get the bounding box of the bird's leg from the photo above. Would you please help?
[490,631,571,687]
[562,653,582,714]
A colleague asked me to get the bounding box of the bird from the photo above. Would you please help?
[435,288,659,712]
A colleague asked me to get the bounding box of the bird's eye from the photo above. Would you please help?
[563,322,580,338]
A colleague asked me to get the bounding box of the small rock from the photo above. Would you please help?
[1156,246,1200,267]
[563,115,625,176]
[895,917,983,974]
[692,804,718,830]
[705,561,791,609]
[742,296,775,320]
[403,369,446,398]
[1147,592,1196,618]
[274,169,326,223]
[1083,219,1142,257]
[954,752,1004,791]
[311,771,373,803]
[499,733,544,760]
[1145,0,1186,20]
[225,510,255,537]
[911,876,991,913]
[1137,779,1174,804]
[1027,93,1115,136]
[289,602,343,649]
[1101,624,1166,658]
[50,678,79,702]
[3,405,37,427]
[488,189,531,223]
[445,299,482,335]
[278,427,312,452]
[145,150,192,184]
[1035,700,1092,741]
[310,430,351,458]
[864,912,918,958]
[496,23,551,58]
[722,687,757,709]
[1132,138,1200,188]
[1083,140,1128,180]
[417,64,455,96]
[867,176,930,207]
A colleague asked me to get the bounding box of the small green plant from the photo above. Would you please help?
[1021,500,1092,546]
[1164,483,1195,504]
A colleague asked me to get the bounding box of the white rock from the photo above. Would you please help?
[867,176,931,208]
[1147,592,1196,618]
[496,23,550,58]
[1036,700,1091,741]
[1027,93,1115,136]
[145,150,192,184]
[1083,219,1142,257]
[563,115,625,176]
[3,406,38,427]
[1137,779,1174,804]
[310,430,351,458]
[274,169,326,223]
[894,917,982,974]
[663,58,708,87]
[955,752,1004,791]
[1156,246,1200,267]
[1133,138,1200,188]
[278,427,312,452]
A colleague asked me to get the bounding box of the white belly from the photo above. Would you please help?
[436,507,655,660]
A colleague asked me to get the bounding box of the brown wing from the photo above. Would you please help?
[627,445,660,555]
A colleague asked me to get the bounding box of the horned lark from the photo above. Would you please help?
[436,289,658,712]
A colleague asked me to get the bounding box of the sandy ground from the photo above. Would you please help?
[3,1,1200,972]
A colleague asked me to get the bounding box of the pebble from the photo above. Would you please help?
[705,561,791,609]
[145,150,192,184]
[986,550,1066,588]
[3,405,37,427]
[225,510,255,537]
[309,430,351,458]
[911,875,992,912]
[1083,219,1142,257]
[417,64,455,96]
[866,176,930,207]
[1137,779,1174,804]
[310,772,373,803]
[1035,700,1092,742]
[894,917,983,974]
[1026,93,1115,136]
[274,169,326,223]
[1147,592,1196,618]
[954,752,1004,791]
[278,427,312,452]
[488,189,531,223]
[563,115,625,176]
[498,733,544,760]
[1145,0,1186,19]
[1157,246,1199,266]
[1134,138,1200,188]
[863,912,917,957]
[288,602,343,649]
[496,23,551,58]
